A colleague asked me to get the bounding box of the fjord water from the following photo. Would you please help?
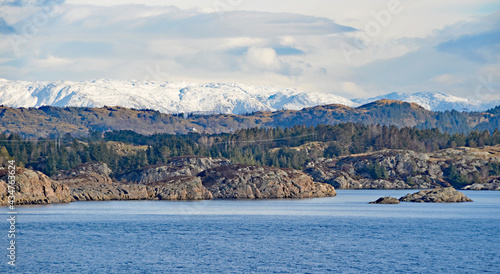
[2,190,500,273]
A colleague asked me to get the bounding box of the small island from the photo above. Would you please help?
[399,187,473,203]
[369,197,400,204]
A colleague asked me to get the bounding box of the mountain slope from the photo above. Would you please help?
[0,79,356,115]
[0,100,498,138]
[353,91,500,112]
[1,79,498,113]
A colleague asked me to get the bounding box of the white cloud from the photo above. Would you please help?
[244,47,285,72]
[0,1,499,100]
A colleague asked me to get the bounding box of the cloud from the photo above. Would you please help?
[436,30,500,63]
[112,10,355,39]
[1,1,499,101]
[350,26,500,98]
[1,0,65,7]
[244,47,288,73]
[39,41,113,58]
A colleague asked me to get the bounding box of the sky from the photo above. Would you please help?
[0,0,499,100]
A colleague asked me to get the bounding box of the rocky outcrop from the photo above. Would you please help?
[462,177,500,190]
[305,147,500,189]
[199,164,336,199]
[53,162,114,186]
[69,184,148,202]
[121,160,335,200]
[2,157,337,205]
[0,168,71,205]
[54,162,148,201]
[305,150,446,189]
[369,197,400,204]
[399,187,472,203]
[52,160,334,202]
[146,176,212,200]
[119,156,231,184]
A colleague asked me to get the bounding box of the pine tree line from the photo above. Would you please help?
[1,123,500,177]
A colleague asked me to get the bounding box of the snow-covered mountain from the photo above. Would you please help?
[353,92,500,112]
[0,79,498,114]
[0,79,356,114]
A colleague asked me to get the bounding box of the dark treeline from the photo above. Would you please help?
[1,123,500,177]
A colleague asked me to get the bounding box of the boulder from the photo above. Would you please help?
[399,187,473,203]
[369,197,400,204]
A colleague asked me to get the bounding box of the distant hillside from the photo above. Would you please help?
[0,100,499,138]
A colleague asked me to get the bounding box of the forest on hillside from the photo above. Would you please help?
[1,123,499,177]
[0,102,499,138]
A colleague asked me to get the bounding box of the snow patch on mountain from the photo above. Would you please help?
[0,80,498,114]
[0,79,356,114]
[353,92,500,112]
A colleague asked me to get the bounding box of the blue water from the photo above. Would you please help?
[2,190,500,273]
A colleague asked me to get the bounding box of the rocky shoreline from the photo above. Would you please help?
[305,147,500,190]
[1,146,497,206]
[0,157,336,205]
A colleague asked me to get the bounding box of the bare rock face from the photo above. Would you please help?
[119,156,231,184]
[369,197,400,204]
[54,162,148,201]
[399,187,473,203]
[53,162,114,187]
[146,176,212,200]
[462,177,500,191]
[305,150,446,189]
[69,184,148,202]
[166,156,232,174]
[305,147,500,190]
[2,159,336,205]
[55,162,212,201]
[199,164,336,199]
[0,168,71,205]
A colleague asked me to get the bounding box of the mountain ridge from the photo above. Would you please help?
[0,99,498,138]
[1,79,498,114]
[0,79,356,115]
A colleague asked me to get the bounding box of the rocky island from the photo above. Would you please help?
[399,187,473,203]
[369,197,400,204]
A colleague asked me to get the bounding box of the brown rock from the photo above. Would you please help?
[54,162,148,201]
[0,168,71,205]
[146,176,212,200]
[119,156,231,184]
[369,197,400,204]
[461,177,500,191]
[399,187,473,203]
[199,164,336,199]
